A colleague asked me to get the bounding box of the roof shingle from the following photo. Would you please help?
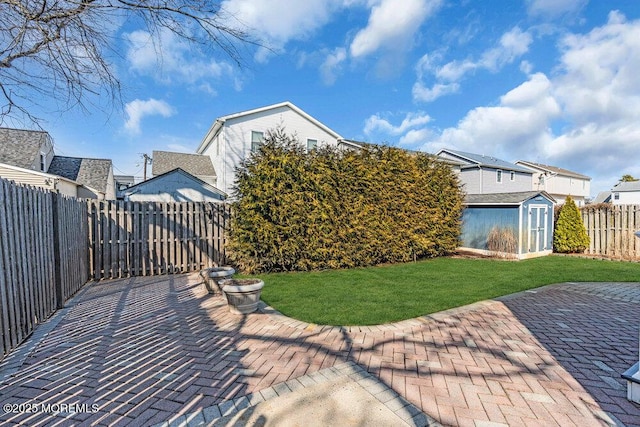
[152,151,216,177]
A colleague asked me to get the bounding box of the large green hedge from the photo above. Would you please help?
[227,128,464,273]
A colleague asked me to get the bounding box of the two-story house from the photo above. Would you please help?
[515,160,591,207]
[610,180,640,205]
[196,101,360,196]
[0,128,116,199]
[436,149,534,194]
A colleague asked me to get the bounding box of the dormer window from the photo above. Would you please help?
[496,170,503,183]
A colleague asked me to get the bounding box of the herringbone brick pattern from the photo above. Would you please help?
[0,275,638,426]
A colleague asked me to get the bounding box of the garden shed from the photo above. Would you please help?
[461,191,555,259]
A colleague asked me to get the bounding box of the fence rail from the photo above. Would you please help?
[88,201,230,280]
[581,204,640,258]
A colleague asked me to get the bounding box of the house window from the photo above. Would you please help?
[40,153,46,171]
[510,171,515,181]
[614,192,620,200]
[539,176,545,186]
[496,170,503,183]
[307,139,317,151]
[251,131,264,152]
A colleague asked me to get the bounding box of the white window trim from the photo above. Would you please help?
[307,138,318,151]
[251,131,264,153]
[496,169,503,183]
[510,171,515,181]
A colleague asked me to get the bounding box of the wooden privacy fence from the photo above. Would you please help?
[0,178,89,360]
[88,201,230,280]
[581,204,640,258]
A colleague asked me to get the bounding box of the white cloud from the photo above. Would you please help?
[320,48,347,85]
[126,29,233,86]
[422,73,560,159]
[526,0,587,18]
[125,99,175,134]
[410,12,640,194]
[413,27,533,102]
[222,0,343,61]
[364,111,433,147]
[412,81,459,102]
[350,0,442,58]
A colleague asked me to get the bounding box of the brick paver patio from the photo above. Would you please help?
[0,273,638,426]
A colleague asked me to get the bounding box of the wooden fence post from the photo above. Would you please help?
[50,192,64,310]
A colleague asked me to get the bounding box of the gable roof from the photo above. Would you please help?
[465,191,555,205]
[197,101,343,153]
[0,127,52,169]
[123,168,226,198]
[48,156,112,194]
[152,151,216,177]
[612,180,640,192]
[515,160,591,180]
[437,149,532,173]
[592,191,612,203]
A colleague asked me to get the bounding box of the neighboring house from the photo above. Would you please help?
[436,149,533,194]
[0,127,116,199]
[0,127,55,172]
[592,191,612,204]
[196,101,355,195]
[515,160,591,207]
[461,191,555,259]
[121,168,226,202]
[152,151,217,186]
[114,175,136,197]
[610,180,640,205]
[48,156,116,200]
[0,162,81,197]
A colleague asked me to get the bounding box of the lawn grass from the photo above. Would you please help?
[256,255,640,326]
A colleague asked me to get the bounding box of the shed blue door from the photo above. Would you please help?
[528,205,548,252]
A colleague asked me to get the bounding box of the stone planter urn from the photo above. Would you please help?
[202,266,235,294]
[220,279,264,314]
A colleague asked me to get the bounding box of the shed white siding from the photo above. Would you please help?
[123,170,225,203]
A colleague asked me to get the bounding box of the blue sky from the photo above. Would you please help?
[26,0,640,196]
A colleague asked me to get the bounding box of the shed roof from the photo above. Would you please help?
[438,149,532,173]
[465,191,555,206]
[515,160,591,180]
[124,168,226,198]
[152,151,216,177]
[48,156,112,194]
[0,127,52,169]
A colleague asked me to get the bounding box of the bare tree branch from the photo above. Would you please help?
[0,0,260,126]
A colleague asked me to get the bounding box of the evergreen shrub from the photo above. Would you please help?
[553,196,590,253]
[227,128,464,273]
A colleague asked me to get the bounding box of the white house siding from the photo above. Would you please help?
[612,191,640,205]
[531,173,590,206]
[203,106,341,196]
[0,164,77,197]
